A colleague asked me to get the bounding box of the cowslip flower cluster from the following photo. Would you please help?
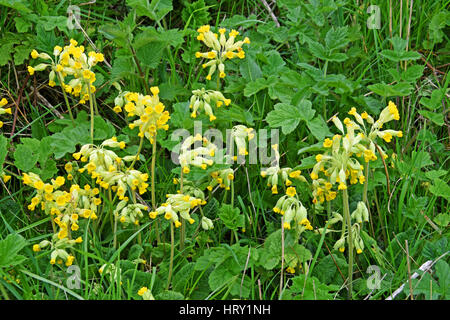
[311,102,402,195]
[73,138,149,197]
[346,101,402,161]
[0,98,12,129]
[33,233,82,266]
[23,172,102,237]
[114,88,170,143]
[230,125,255,157]
[195,25,250,80]
[272,195,312,232]
[189,88,231,121]
[29,39,104,103]
[317,201,368,254]
[149,193,205,227]
[311,178,337,204]
[208,168,234,191]
[260,144,305,195]
[178,134,217,174]
[115,200,148,226]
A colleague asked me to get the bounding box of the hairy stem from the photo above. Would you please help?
[342,189,353,299]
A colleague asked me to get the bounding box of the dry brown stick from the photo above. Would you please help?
[260,0,280,27]
[406,240,414,300]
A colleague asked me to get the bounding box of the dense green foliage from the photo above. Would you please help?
[0,0,448,300]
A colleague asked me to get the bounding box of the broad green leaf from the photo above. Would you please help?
[308,40,328,60]
[244,77,272,97]
[429,178,450,201]
[419,110,444,126]
[325,26,349,51]
[402,64,424,82]
[127,0,173,22]
[13,138,40,172]
[380,49,421,62]
[368,82,413,97]
[218,204,244,231]
[306,116,332,141]
[266,100,315,135]
[0,0,31,13]
[282,274,339,300]
[0,233,28,268]
[434,213,450,227]
[313,254,348,284]
[420,89,445,110]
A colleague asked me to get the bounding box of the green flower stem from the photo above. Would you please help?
[179,168,185,253]
[57,72,75,126]
[363,161,370,205]
[127,136,144,171]
[151,138,161,244]
[87,84,95,144]
[342,188,353,299]
[166,222,175,290]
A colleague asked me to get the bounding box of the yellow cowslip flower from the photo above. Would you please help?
[178,134,216,172]
[195,25,250,80]
[114,89,170,144]
[189,88,231,121]
[286,187,296,197]
[29,42,104,103]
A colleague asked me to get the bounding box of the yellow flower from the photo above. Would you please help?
[138,287,148,296]
[286,187,296,197]
[323,138,333,148]
[31,50,39,59]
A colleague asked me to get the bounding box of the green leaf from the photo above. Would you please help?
[408,272,440,300]
[13,138,40,172]
[420,89,445,110]
[155,290,184,300]
[313,254,348,285]
[282,274,339,300]
[181,0,211,27]
[325,26,349,51]
[308,40,328,60]
[98,24,132,48]
[368,82,413,97]
[434,213,450,227]
[127,0,173,22]
[0,0,31,13]
[380,49,421,62]
[218,204,244,231]
[306,115,332,141]
[239,55,262,81]
[428,11,450,45]
[419,110,444,126]
[259,229,295,270]
[266,100,315,135]
[401,64,424,82]
[14,16,32,33]
[284,244,312,268]
[434,260,449,298]
[0,135,7,169]
[429,178,450,201]
[244,77,272,97]
[0,233,28,268]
